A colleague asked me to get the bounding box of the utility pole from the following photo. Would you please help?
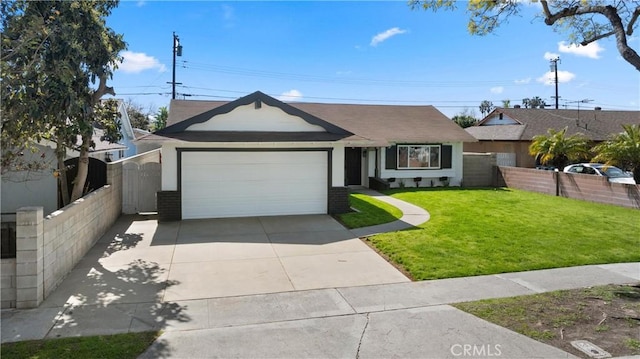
[168,32,183,100]
[549,57,560,109]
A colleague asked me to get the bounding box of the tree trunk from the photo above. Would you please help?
[56,138,70,207]
[70,132,91,202]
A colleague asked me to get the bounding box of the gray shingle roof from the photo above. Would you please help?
[163,95,477,145]
[465,125,526,141]
[468,108,640,141]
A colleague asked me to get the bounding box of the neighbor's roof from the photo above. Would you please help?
[158,92,476,145]
[467,108,640,141]
[465,125,526,141]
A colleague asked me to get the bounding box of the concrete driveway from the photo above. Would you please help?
[40,214,409,309]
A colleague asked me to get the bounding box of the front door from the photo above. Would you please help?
[345,148,362,186]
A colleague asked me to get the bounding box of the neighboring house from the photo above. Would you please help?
[137,91,475,220]
[465,107,640,168]
[1,101,136,219]
[109,100,137,161]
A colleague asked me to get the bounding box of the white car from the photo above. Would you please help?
[563,163,636,185]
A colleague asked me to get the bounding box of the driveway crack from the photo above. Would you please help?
[355,313,370,358]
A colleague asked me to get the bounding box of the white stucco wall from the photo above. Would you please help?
[379,142,464,187]
[186,103,325,132]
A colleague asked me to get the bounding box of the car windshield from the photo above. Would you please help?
[599,166,630,178]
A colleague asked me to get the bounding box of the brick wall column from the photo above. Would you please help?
[157,191,181,222]
[328,187,350,214]
[15,207,44,308]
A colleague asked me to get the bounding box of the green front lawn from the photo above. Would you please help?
[336,192,403,229]
[0,331,160,359]
[368,188,640,280]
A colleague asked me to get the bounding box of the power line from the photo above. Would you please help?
[178,60,520,88]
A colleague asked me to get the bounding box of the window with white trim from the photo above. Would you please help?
[397,145,441,169]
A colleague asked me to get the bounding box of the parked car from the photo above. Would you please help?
[563,163,636,185]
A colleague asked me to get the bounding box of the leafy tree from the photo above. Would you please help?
[502,100,511,108]
[451,108,478,128]
[479,100,494,117]
[409,1,640,71]
[522,96,547,109]
[153,106,169,131]
[452,114,477,128]
[529,127,591,169]
[1,0,126,205]
[124,99,150,130]
[592,124,640,183]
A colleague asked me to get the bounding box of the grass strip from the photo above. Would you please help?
[0,331,160,359]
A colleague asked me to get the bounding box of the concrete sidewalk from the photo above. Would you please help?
[348,188,431,237]
[2,263,638,358]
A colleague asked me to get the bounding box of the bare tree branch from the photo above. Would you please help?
[581,30,615,45]
[541,3,640,71]
[543,4,610,26]
[628,6,640,35]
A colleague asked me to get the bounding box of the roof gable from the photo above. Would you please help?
[185,102,326,132]
[472,108,640,141]
[157,91,351,136]
[477,110,521,126]
[151,92,477,145]
[116,100,135,140]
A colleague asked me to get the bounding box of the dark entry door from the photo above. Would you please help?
[345,148,362,185]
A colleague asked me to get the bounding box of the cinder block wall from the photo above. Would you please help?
[462,153,497,187]
[12,162,122,308]
[1,258,16,308]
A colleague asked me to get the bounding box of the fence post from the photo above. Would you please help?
[15,207,44,308]
[555,169,560,196]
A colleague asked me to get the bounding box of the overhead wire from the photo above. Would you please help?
[117,60,639,111]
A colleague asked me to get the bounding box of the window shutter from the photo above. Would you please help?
[385,146,397,169]
[441,145,452,169]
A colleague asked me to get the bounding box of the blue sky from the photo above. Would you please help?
[107,1,640,118]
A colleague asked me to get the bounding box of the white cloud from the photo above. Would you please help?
[117,51,166,73]
[370,27,407,47]
[490,86,504,94]
[558,41,603,59]
[544,51,560,60]
[222,4,234,19]
[514,77,531,84]
[536,70,576,85]
[278,89,303,102]
[136,1,146,7]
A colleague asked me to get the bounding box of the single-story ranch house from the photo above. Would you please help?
[465,107,640,168]
[138,91,476,220]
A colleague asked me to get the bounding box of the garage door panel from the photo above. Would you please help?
[181,151,327,219]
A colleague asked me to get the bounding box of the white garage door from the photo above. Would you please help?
[181,151,328,219]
